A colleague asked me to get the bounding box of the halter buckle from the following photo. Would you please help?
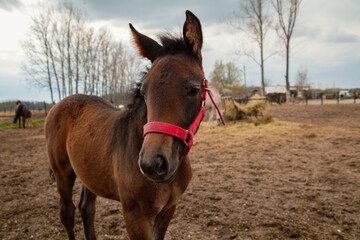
[202,78,207,86]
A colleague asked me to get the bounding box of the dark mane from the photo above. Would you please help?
[158,33,186,56]
[127,71,146,110]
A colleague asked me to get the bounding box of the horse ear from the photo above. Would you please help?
[183,10,203,60]
[129,24,164,62]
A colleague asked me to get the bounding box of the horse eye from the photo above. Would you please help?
[188,88,200,96]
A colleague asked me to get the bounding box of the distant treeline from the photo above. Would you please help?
[0,101,54,113]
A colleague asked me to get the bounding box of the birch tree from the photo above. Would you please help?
[22,5,141,104]
[229,0,274,95]
[22,9,55,103]
[272,0,302,101]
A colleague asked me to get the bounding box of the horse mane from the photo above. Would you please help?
[127,71,147,110]
[158,33,186,56]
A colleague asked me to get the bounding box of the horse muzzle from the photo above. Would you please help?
[138,134,180,183]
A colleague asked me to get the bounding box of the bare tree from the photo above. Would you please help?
[64,5,74,95]
[98,27,112,98]
[22,9,55,103]
[72,10,85,94]
[109,41,125,103]
[81,27,94,95]
[52,18,67,99]
[272,0,302,101]
[295,66,307,89]
[229,0,274,95]
[46,9,62,101]
[22,5,141,104]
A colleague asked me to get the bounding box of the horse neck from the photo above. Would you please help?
[122,101,147,152]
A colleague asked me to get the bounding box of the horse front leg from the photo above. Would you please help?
[151,205,176,240]
[122,200,153,240]
[78,186,97,240]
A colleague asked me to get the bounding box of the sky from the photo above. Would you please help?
[0,0,359,102]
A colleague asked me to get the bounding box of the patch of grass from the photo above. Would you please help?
[256,163,262,169]
[32,119,45,124]
[299,200,306,206]
[0,121,16,127]
[0,119,45,128]
[40,232,49,238]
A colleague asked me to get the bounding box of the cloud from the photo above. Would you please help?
[324,28,360,43]
[0,72,51,102]
[70,0,237,28]
[0,0,23,11]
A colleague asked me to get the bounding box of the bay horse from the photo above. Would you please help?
[45,11,223,240]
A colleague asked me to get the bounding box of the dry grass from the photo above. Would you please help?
[223,96,267,122]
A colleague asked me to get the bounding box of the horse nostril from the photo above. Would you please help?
[155,155,168,177]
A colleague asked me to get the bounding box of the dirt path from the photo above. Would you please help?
[1,104,359,239]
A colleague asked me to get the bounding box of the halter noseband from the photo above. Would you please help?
[143,69,225,157]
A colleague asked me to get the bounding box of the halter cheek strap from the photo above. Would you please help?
[143,69,225,157]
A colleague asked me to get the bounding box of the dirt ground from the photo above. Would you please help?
[1,104,359,240]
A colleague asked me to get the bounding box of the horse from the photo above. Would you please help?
[13,100,31,128]
[206,87,223,128]
[45,10,222,240]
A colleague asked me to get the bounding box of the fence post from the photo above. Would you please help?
[337,92,339,104]
[44,101,47,117]
[306,93,308,105]
[321,93,323,105]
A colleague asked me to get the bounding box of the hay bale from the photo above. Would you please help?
[242,94,267,117]
[244,102,266,117]
[222,95,268,122]
[223,98,246,121]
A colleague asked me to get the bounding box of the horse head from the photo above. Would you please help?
[130,10,204,183]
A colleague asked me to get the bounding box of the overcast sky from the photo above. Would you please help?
[0,0,359,102]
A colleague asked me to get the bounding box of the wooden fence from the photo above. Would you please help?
[226,93,359,105]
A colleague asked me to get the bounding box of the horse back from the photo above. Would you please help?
[45,94,123,200]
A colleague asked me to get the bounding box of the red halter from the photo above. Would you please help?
[143,69,225,157]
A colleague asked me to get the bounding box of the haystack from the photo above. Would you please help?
[243,94,266,117]
[223,98,246,121]
[222,94,267,121]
